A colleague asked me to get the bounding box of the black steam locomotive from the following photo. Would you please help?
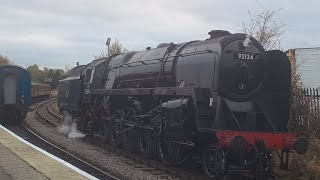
[58,30,308,179]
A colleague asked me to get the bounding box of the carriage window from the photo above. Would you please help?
[84,69,93,83]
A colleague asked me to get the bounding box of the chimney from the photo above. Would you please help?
[208,30,231,39]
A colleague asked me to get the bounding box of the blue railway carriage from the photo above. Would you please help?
[0,65,31,124]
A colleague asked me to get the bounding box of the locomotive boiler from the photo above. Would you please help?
[58,30,308,179]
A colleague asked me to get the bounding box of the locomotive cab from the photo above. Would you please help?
[80,58,107,105]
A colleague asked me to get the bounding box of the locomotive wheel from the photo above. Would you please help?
[99,116,111,144]
[98,109,111,144]
[123,129,140,153]
[158,136,176,164]
[99,124,108,144]
[255,153,275,180]
[97,108,114,144]
[110,110,125,147]
[138,130,155,158]
[158,135,193,165]
[123,108,139,152]
[103,121,113,144]
[202,144,225,179]
[80,109,96,135]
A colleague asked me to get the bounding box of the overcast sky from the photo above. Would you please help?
[0,0,319,69]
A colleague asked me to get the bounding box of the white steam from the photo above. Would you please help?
[58,111,86,139]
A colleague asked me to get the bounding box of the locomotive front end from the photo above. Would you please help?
[202,32,308,179]
[212,33,275,132]
[219,33,266,101]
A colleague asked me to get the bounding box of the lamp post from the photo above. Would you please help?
[106,38,111,58]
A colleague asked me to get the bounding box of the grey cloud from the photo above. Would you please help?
[0,0,319,68]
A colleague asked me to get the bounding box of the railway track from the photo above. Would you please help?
[47,100,61,119]
[36,99,208,180]
[35,98,60,126]
[25,99,120,180]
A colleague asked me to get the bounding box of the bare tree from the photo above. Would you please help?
[242,6,285,50]
[0,55,13,66]
[94,38,128,59]
[109,38,128,56]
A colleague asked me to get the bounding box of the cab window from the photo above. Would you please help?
[84,69,93,84]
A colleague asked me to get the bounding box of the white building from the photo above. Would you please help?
[288,48,320,88]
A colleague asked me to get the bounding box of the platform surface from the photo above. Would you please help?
[0,166,12,180]
[0,125,97,180]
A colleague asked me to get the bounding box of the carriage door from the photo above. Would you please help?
[3,74,17,104]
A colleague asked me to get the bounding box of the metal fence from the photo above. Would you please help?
[291,88,320,128]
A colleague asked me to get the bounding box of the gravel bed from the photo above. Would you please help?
[24,108,180,180]
[50,102,59,115]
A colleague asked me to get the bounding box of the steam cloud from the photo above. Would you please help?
[58,111,86,139]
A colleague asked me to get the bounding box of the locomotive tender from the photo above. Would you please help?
[58,30,308,179]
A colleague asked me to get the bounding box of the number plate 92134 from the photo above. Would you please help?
[235,53,255,60]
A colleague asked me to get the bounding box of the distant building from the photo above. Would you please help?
[287,48,320,88]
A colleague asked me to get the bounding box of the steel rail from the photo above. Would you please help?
[35,98,59,126]
[47,100,61,119]
[33,99,120,180]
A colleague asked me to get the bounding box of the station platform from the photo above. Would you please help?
[0,125,97,180]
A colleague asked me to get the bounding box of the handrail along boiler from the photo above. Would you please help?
[58,30,308,179]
